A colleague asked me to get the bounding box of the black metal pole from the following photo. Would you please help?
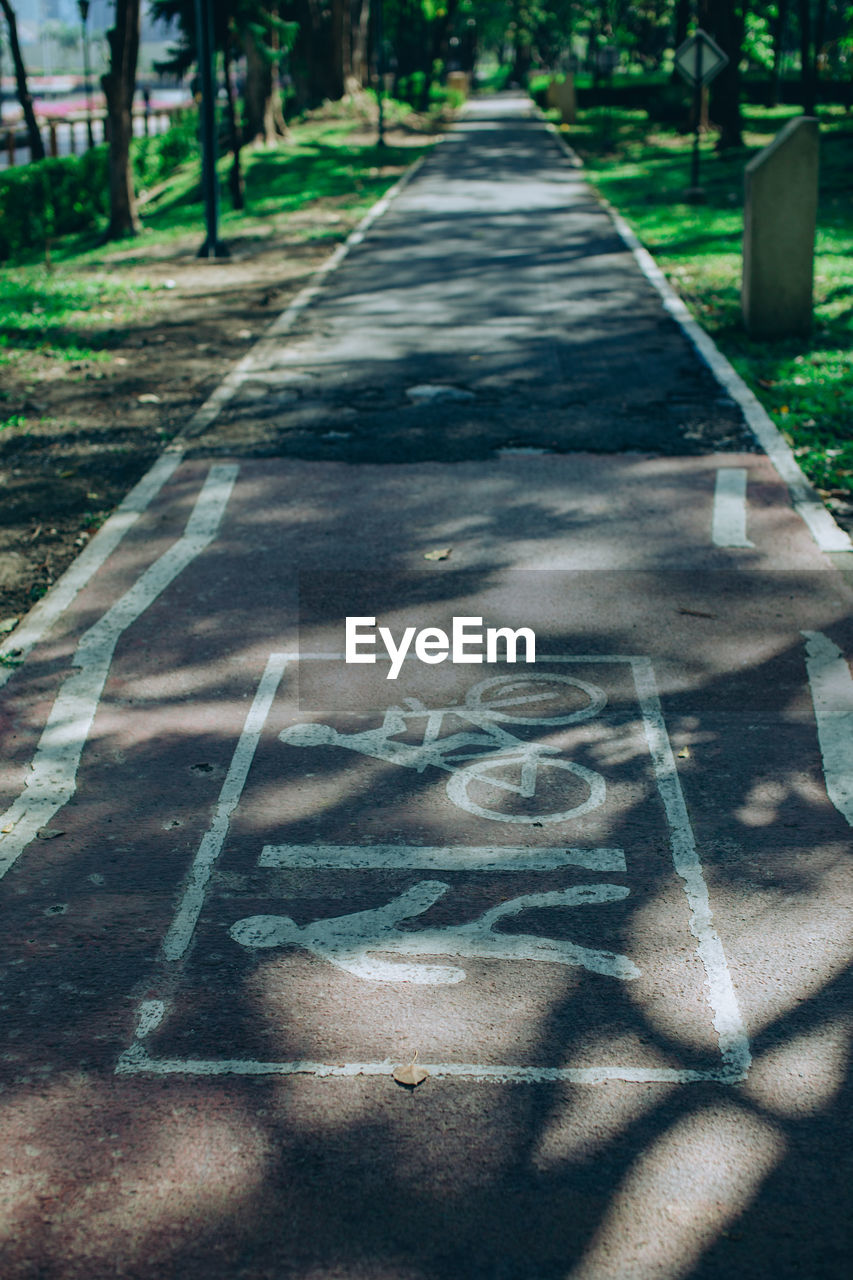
[194,0,228,258]
[690,37,703,193]
[78,0,94,150]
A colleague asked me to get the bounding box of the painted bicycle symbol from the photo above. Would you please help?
[280,673,608,824]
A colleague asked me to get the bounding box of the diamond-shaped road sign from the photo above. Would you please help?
[674,29,729,88]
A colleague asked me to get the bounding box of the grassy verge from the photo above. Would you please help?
[559,104,853,518]
[0,106,438,618]
[0,109,435,374]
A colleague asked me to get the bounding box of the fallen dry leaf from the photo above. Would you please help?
[393,1050,429,1089]
[138,394,162,404]
[424,548,451,562]
[36,829,65,840]
[677,747,691,759]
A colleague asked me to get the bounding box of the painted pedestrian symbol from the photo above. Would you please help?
[230,879,640,983]
[280,674,608,824]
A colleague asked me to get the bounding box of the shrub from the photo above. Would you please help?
[133,107,200,188]
[0,147,109,261]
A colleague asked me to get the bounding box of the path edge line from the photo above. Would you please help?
[542,115,852,554]
[0,452,182,689]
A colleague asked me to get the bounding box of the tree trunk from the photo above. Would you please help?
[798,0,815,113]
[700,0,745,149]
[224,35,244,210]
[770,0,790,105]
[351,0,369,88]
[671,0,691,83]
[0,0,45,161]
[243,23,287,143]
[101,0,141,239]
[328,0,347,100]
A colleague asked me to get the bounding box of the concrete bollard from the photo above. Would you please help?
[447,71,470,98]
[550,75,576,125]
[742,116,819,338]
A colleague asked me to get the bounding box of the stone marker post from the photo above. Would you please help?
[447,71,471,98]
[552,75,577,125]
[742,116,819,338]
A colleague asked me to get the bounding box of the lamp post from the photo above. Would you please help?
[77,0,94,150]
[373,0,385,148]
[194,0,228,257]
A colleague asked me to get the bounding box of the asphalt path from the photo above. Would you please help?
[0,95,851,1280]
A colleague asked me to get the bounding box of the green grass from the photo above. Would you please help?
[563,104,853,504]
[0,116,433,369]
[0,273,146,366]
[136,121,424,243]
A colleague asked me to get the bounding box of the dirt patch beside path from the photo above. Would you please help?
[0,185,412,625]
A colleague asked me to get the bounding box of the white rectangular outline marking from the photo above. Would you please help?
[712,468,754,548]
[259,845,627,872]
[117,653,751,1084]
[161,652,291,961]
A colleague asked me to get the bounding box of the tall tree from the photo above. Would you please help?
[798,0,830,112]
[101,0,142,238]
[242,12,290,142]
[0,0,45,161]
[700,0,746,147]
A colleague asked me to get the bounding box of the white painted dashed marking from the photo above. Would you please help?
[0,451,183,687]
[160,652,290,961]
[0,465,238,882]
[712,468,754,548]
[544,119,853,555]
[802,630,853,826]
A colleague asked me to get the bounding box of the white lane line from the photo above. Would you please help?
[631,657,752,1081]
[160,652,290,961]
[0,465,238,882]
[179,154,430,440]
[712,468,754,548]
[116,997,740,1083]
[0,451,183,688]
[803,630,853,826]
[544,120,852,554]
[259,844,627,872]
[116,1051,741,1085]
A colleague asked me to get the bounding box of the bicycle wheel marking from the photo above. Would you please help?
[446,756,606,824]
[116,653,751,1085]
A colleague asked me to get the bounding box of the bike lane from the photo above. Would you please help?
[0,98,851,1280]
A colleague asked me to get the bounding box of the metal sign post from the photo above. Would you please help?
[674,30,729,202]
